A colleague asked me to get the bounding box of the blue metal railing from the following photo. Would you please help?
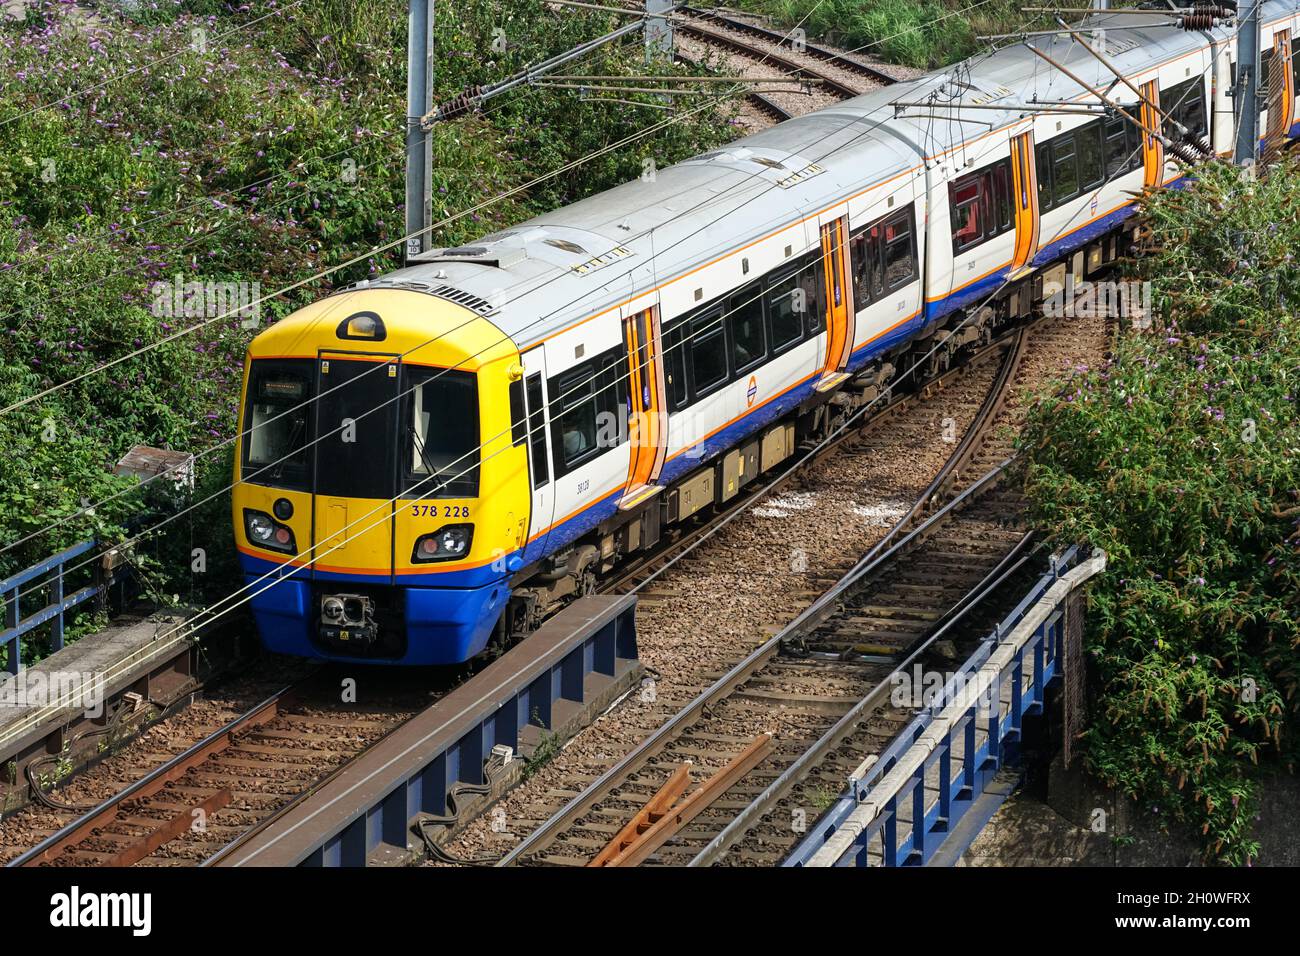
[785,546,1104,867]
[0,540,104,676]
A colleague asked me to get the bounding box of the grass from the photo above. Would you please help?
[733,0,1040,70]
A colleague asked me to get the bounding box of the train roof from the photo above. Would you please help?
[354,3,1296,349]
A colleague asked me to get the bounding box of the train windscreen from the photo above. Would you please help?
[313,357,399,500]
[403,366,480,499]
[242,359,314,491]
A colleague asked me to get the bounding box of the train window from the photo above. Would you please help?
[690,309,728,398]
[404,367,479,498]
[509,378,526,446]
[662,323,689,411]
[548,348,627,475]
[525,373,549,488]
[849,229,875,308]
[1163,77,1207,143]
[1077,121,1105,191]
[949,161,1011,254]
[766,269,805,355]
[728,283,767,374]
[883,210,917,291]
[242,359,314,491]
[1052,138,1079,206]
[800,253,826,336]
[1293,48,1300,103]
[1104,113,1138,177]
[992,162,1012,232]
[553,364,600,471]
[1260,49,1274,110]
[1036,142,1054,212]
[949,176,984,252]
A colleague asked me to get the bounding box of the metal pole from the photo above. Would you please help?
[406,0,434,262]
[646,0,674,59]
[1234,0,1262,166]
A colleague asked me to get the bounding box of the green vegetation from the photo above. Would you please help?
[1018,160,1300,864]
[0,0,737,662]
[735,0,1039,70]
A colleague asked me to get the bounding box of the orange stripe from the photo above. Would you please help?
[236,543,499,576]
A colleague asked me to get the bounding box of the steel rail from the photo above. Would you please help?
[599,325,1021,595]
[686,526,1038,865]
[8,683,299,867]
[499,331,1027,865]
[680,6,899,87]
[676,21,865,99]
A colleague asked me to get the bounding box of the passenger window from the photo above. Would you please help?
[1103,113,1132,177]
[849,231,873,309]
[766,270,805,353]
[883,212,915,290]
[1078,121,1105,191]
[800,256,826,337]
[1178,79,1207,142]
[548,350,626,474]
[1036,142,1054,211]
[950,176,984,251]
[1052,139,1079,206]
[992,162,1012,231]
[554,364,599,469]
[729,283,766,374]
[949,164,1009,254]
[691,310,728,397]
[663,323,689,411]
[525,372,548,488]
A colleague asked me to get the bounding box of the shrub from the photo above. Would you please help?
[1018,160,1300,864]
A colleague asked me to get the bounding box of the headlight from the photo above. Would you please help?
[412,524,473,563]
[243,509,297,554]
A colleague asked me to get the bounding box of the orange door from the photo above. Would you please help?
[1266,30,1295,149]
[619,306,667,510]
[1009,130,1040,273]
[818,215,854,386]
[1140,79,1165,189]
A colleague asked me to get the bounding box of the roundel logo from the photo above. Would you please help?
[747,375,758,408]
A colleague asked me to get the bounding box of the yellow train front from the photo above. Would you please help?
[232,288,530,665]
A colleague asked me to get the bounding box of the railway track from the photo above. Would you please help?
[0,333,1011,868]
[673,7,892,125]
[496,313,1110,867]
[5,670,438,867]
[682,7,899,88]
[498,328,1030,866]
[5,304,1105,868]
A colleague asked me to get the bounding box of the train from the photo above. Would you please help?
[232,5,1299,665]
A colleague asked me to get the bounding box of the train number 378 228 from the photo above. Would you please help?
[411,504,471,518]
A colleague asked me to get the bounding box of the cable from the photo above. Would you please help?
[0,5,1209,747]
[3,0,869,546]
[3,0,1172,562]
[0,0,998,417]
[7,2,1218,577]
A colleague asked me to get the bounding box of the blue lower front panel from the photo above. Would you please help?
[241,557,509,665]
